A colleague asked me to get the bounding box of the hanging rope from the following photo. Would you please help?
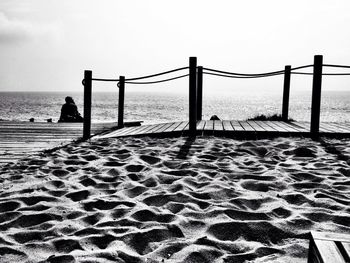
[125,67,188,81]
[92,78,120,82]
[290,65,313,71]
[202,67,285,77]
[323,64,350,69]
[292,72,350,76]
[203,71,283,79]
[125,74,189,84]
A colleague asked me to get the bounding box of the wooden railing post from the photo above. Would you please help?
[282,65,291,122]
[197,66,203,121]
[310,55,323,136]
[189,57,197,135]
[83,70,92,140]
[118,76,125,129]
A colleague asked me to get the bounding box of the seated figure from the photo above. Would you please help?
[58,96,83,122]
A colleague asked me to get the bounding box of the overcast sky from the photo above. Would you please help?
[1,0,350,93]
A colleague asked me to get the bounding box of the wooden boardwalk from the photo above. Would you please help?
[2,120,350,166]
[0,121,118,165]
[96,120,350,139]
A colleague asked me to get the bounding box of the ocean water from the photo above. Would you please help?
[0,91,350,124]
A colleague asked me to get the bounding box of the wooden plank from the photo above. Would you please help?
[319,123,338,133]
[254,121,277,132]
[137,124,161,135]
[149,123,170,134]
[293,122,310,131]
[156,122,175,134]
[127,123,159,136]
[274,121,299,133]
[341,242,350,260]
[164,122,182,133]
[230,121,245,131]
[246,121,265,132]
[336,123,350,132]
[97,127,131,138]
[214,120,224,131]
[286,122,309,132]
[118,123,157,136]
[0,121,116,165]
[203,120,214,131]
[172,121,188,132]
[119,126,144,137]
[239,121,255,132]
[264,121,289,132]
[196,120,206,132]
[281,122,303,132]
[312,231,350,243]
[120,125,147,136]
[326,123,350,133]
[128,123,157,135]
[313,239,346,263]
[222,120,234,131]
[180,122,189,132]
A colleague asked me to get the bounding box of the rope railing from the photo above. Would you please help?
[86,64,350,85]
[125,67,188,81]
[292,72,350,76]
[125,74,189,84]
[203,71,283,79]
[88,66,188,83]
[92,77,119,82]
[290,65,313,71]
[324,64,350,69]
[202,67,285,77]
[87,64,350,85]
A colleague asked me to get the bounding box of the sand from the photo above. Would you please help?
[0,136,350,263]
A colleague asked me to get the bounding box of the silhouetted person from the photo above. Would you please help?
[58,96,83,122]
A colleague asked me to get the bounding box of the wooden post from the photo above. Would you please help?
[118,76,125,129]
[83,70,92,140]
[310,55,323,136]
[282,65,291,122]
[197,66,203,121]
[189,57,197,135]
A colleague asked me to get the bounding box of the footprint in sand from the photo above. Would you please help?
[53,239,84,253]
[52,169,70,177]
[0,201,21,212]
[46,255,75,263]
[139,155,161,165]
[125,164,145,173]
[124,185,147,198]
[131,209,175,223]
[5,213,62,229]
[0,247,27,262]
[65,190,90,202]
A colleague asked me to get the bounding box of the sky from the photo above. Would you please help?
[1,0,350,93]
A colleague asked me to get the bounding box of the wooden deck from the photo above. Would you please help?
[0,121,118,165]
[308,231,350,263]
[96,120,350,139]
[2,120,350,166]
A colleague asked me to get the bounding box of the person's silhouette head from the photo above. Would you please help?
[65,96,75,104]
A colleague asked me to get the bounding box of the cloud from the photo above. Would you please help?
[0,12,62,45]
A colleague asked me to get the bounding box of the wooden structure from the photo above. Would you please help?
[84,54,350,140]
[311,55,323,137]
[282,65,291,121]
[0,121,118,165]
[95,120,350,139]
[308,231,350,263]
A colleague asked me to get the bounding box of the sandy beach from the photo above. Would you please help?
[0,135,350,262]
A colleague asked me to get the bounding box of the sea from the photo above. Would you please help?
[1,91,350,124]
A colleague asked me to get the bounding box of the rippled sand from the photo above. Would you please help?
[0,136,350,263]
